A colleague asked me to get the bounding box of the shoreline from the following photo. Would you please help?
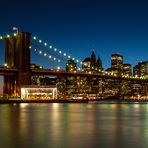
[0,98,148,103]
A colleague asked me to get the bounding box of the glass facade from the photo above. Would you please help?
[21,86,57,99]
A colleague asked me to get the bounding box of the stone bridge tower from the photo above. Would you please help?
[4,32,31,96]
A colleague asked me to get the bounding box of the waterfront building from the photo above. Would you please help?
[21,85,57,99]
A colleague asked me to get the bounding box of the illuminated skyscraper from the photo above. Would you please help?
[111,54,123,74]
[133,61,148,78]
[123,64,132,76]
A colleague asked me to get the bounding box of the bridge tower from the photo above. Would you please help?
[4,32,31,96]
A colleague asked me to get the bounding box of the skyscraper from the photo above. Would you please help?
[123,64,132,76]
[90,49,96,71]
[96,56,103,71]
[111,54,123,74]
[133,61,148,78]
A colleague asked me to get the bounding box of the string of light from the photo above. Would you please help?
[32,36,82,65]
[0,33,17,40]
[29,46,63,69]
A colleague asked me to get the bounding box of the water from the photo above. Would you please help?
[0,103,148,148]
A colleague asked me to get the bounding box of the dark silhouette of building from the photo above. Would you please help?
[96,56,103,71]
[90,49,96,71]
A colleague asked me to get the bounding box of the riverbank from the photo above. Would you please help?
[0,98,148,103]
[0,99,89,103]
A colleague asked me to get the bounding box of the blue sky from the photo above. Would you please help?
[0,0,148,92]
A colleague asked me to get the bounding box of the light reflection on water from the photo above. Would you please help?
[0,103,148,148]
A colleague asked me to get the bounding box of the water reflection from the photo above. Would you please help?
[0,103,148,147]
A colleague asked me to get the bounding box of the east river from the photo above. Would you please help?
[1,102,148,148]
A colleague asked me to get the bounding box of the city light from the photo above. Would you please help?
[4,63,7,67]
[33,36,37,40]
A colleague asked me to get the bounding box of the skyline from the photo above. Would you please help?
[0,0,148,70]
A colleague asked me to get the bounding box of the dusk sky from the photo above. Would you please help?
[0,0,148,70]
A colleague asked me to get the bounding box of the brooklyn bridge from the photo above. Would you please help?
[0,31,147,98]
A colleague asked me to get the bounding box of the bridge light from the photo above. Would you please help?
[0,36,3,39]
[64,53,66,56]
[44,53,47,56]
[54,48,57,51]
[58,60,61,62]
[13,33,17,36]
[49,55,52,58]
[59,51,62,54]
[57,66,60,70]
[34,49,37,51]
[44,43,47,46]
[7,34,10,38]
[39,40,42,43]
[33,36,37,40]
[39,66,43,69]
[39,51,42,54]
[76,60,79,63]
[68,56,71,58]
[53,58,56,60]
[29,46,31,49]
[49,45,52,49]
